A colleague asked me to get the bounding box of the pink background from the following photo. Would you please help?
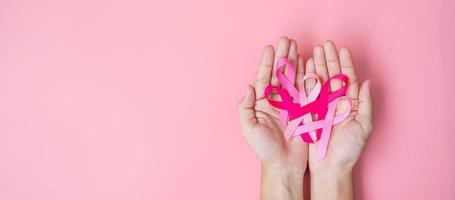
[0,0,454,199]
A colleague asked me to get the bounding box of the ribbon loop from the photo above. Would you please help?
[263,58,352,160]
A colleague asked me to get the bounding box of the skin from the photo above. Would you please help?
[237,36,373,200]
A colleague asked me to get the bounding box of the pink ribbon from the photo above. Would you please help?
[264,58,352,160]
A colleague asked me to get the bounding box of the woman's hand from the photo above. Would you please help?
[238,36,309,174]
[305,41,373,200]
[237,36,308,200]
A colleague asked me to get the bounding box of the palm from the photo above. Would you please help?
[309,117,369,173]
[305,41,373,174]
[246,98,308,172]
[238,37,308,172]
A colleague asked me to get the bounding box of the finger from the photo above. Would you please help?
[305,58,316,94]
[304,58,318,127]
[288,39,298,81]
[355,80,373,135]
[254,45,275,100]
[271,36,290,86]
[238,85,258,133]
[296,55,305,87]
[323,41,342,91]
[314,45,329,82]
[339,47,359,100]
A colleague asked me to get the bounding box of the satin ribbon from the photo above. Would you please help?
[264,58,352,160]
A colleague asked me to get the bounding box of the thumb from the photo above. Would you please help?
[238,85,257,133]
[355,79,373,134]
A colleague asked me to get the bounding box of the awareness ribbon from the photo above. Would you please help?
[264,58,352,160]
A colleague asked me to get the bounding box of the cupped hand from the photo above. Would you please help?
[237,36,308,173]
[305,41,374,175]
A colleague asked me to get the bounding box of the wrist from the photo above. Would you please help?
[260,163,304,200]
[261,162,305,181]
[261,159,307,175]
[310,163,354,177]
[311,168,354,200]
[311,167,353,185]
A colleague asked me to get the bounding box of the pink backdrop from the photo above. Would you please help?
[0,0,453,199]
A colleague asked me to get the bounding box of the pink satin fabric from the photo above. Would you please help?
[264,58,352,160]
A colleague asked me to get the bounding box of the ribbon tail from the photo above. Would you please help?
[315,102,337,161]
[283,116,303,140]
